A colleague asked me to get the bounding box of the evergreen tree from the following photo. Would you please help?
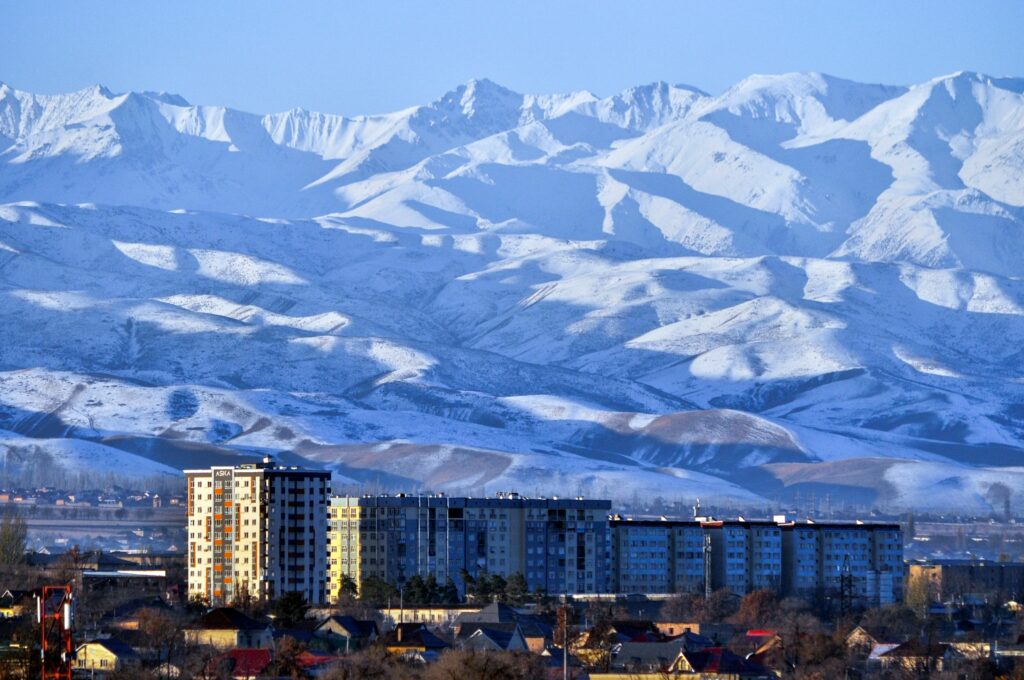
[441,577,460,604]
[470,570,490,601]
[505,572,528,605]
[338,574,358,599]
[359,576,399,606]
[487,573,507,602]
[405,575,427,605]
[271,592,309,628]
[460,569,475,597]
[423,574,440,604]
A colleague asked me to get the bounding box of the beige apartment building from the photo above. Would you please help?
[186,458,331,605]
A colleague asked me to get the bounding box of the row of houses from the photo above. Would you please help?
[0,485,184,508]
[6,577,1024,679]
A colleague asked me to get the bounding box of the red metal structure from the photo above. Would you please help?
[36,585,74,680]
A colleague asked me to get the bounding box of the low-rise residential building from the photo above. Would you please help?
[379,604,479,629]
[453,602,551,653]
[314,615,379,652]
[73,639,140,675]
[0,590,33,619]
[460,626,528,652]
[204,648,273,679]
[379,623,450,656]
[878,640,952,674]
[184,607,274,650]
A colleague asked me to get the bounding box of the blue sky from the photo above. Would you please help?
[2,1,1022,115]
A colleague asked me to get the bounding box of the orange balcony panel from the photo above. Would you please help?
[214,488,223,494]
[223,577,233,584]
[214,565,223,572]
[224,526,233,533]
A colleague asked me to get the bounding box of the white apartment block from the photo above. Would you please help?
[186,459,330,606]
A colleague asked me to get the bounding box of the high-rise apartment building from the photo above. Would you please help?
[780,523,820,594]
[327,493,611,602]
[610,517,903,605]
[186,459,331,606]
[612,522,672,593]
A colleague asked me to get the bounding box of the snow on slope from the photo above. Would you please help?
[1,72,1023,510]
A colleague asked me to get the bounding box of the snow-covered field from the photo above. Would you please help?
[1,72,1022,510]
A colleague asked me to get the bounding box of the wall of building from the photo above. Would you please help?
[186,460,330,606]
[187,477,904,606]
[908,561,1024,602]
[611,519,903,605]
[328,494,611,601]
[74,645,128,672]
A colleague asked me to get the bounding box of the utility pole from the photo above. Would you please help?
[560,594,570,680]
[839,555,853,617]
[703,532,712,599]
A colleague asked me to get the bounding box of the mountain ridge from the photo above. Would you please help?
[1,72,1023,511]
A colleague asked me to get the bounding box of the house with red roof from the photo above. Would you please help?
[203,648,272,680]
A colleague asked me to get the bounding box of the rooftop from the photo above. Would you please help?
[192,607,267,631]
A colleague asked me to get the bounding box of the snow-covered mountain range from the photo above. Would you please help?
[1,72,1023,511]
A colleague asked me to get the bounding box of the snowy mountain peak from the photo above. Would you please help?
[709,71,906,131]
[140,90,190,107]
[431,78,524,120]
[2,73,1024,510]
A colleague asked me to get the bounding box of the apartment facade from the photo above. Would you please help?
[908,560,1024,602]
[780,524,820,594]
[610,518,903,605]
[707,522,753,594]
[328,493,611,602]
[186,459,330,605]
[612,522,672,594]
